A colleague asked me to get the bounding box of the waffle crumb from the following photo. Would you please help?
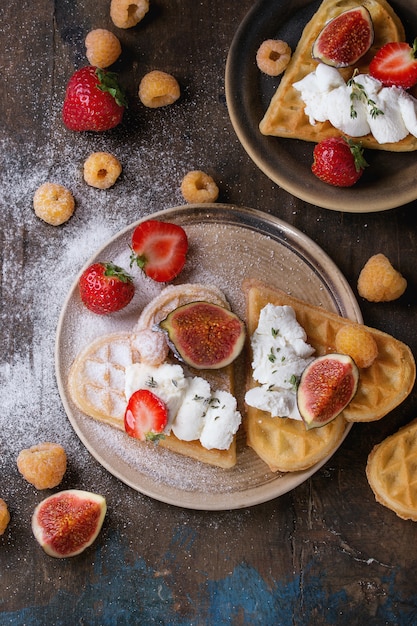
[85,29,121,68]
[17,443,67,490]
[0,499,10,535]
[358,253,407,302]
[138,70,180,108]
[110,0,149,29]
[335,324,378,368]
[33,182,75,226]
[180,170,219,203]
[83,152,122,189]
[256,39,291,76]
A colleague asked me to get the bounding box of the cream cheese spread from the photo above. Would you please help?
[293,63,417,144]
[244,304,315,420]
[125,362,241,450]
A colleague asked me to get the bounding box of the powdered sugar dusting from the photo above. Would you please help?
[1,127,351,508]
[1,164,348,506]
[0,1,299,513]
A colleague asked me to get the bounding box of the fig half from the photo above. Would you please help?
[32,489,107,558]
[297,353,359,429]
[312,7,374,68]
[158,301,245,369]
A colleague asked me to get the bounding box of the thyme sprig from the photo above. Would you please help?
[347,70,384,120]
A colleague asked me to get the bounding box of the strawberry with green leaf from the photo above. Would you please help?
[79,262,134,314]
[311,136,368,187]
[63,66,127,132]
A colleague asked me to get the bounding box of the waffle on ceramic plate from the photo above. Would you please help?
[367,418,417,521]
[243,278,415,472]
[133,283,231,330]
[68,284,238,469]
[259,0,417,152]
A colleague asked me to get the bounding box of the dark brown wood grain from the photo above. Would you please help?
[1,1,417,624]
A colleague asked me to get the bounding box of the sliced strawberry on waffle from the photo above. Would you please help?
[130,220,188,282]
[369,39,417,89]
[124,389,168,441]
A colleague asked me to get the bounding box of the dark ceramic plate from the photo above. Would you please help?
[225,0,417,212]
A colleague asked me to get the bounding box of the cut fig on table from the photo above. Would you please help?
[297,354,359,429]
[32,490,107,558]
[158,301,246,370]
[312,7,374,68]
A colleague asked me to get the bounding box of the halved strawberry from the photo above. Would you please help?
[124,389,168,441]
[130,220,188,282]
[369,39,417,89]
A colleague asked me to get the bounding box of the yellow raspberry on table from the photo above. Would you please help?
[83,152,122,189]
[17,443,67,490]
[357,253,407,302]
[335,324,378,369]
[180,170,219,203]
[110,0,149,29]
[85,29,121,68]
[0,499,10,535]
[33,182,75,226]
[138,70,180,108]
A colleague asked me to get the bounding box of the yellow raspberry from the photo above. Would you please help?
[256,39,291,76]
[85,29,122,68]
[138,70,180,108]
[17,443,67,490]
[180,170,219,203]
[0,499,10,535]
[83,152,122,189]
[110,0,149,29]
[33,182,75,226]
[358,253,407,302]
[335,324,378,368]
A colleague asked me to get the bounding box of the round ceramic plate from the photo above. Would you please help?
[56,204,361,510]
[225,0,417,212]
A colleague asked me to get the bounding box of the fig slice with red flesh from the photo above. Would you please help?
[312,7,374,68]
[32,489,107,558]
[297,353,359,429]
[158,301,246,370]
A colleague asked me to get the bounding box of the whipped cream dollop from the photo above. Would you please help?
[125,362,241,450]
[244,304,315,420]
[293,63,417,144]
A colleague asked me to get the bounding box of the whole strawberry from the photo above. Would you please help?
[62,66,126,132]
[312,137,368,187]
[79,262,134,314]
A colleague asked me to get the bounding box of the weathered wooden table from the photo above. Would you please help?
[1,1,417,624]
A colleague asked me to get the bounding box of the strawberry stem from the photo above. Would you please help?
[146,432,166,443]
[96,68,128,108]
[346,138,369,172]
[129,248,146,271]
[103,262,133,283]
